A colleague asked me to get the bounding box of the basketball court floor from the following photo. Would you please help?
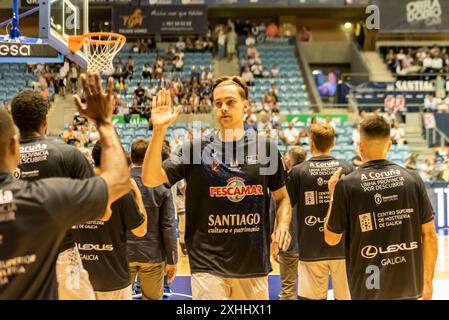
[159,234,449,300]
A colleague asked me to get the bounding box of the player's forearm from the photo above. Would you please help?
[142,127,168,187]
[134,187,148,229]
[275,195,291,230]
[324,200,341,246]
[98,123,130,202]
[423,233,438,286]
[324,200,333,231]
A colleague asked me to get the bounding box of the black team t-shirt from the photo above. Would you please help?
[327,160,434,300]
[17,136,94,253]
[287,156,353,261]
[163,130,286,277]
[0,173,108,299]
[71,192,145,292]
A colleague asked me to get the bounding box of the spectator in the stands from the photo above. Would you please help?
[257,114,272,137]
[165,45,176,64]
[441,160,449,182]
[134,83,145,105]
[88,125,100,145]
[226,26,238,61]
[396,48,406,63]
[245,33,256,47]
[113,63,123,80]
[391,120,407,145]
[132,41,139,53]
[72,112,87,131]
[396,59,420,75]
[139,39,148,54]
[217,26,226,60]
[61,125,78,145]
[422,158,436,182]
[270,64,280,78]
[241,66,254,85]
[269,83,278,101]
[199,96,212,114]
[383,108,397,124]
[281,122,300,146]
[437,95,449,113]
[113,90,121,114]
[244,108,257,131]
[68,63,78,94]
[444,53,449,72]
[176,37,186,51]
[435,75,446,99]
[405,153,418,171]
[142,63,153,79]
[173,56,184,72]
[385,49,396,72]
[300,26,312,42]
[201,68,213,82]
[424,94,439,112]
[247,45,259,61]
[116,76,127,95]
[191,66,201,81]
[129,98,142,116]
[40,84,50,101]
[266,21,279,37]
[145,84,157,102]
[431,53,444,72]
[422,53,434,73]
[251,60,263,78]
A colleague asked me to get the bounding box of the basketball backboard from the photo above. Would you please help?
[39,0,89,68]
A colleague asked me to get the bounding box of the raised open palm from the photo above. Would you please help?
[151,88,182,129]
[73,72,114,125]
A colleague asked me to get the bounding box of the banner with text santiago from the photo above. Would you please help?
[376,0,449,33]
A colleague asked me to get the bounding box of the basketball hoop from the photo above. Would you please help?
[68,32,126,74]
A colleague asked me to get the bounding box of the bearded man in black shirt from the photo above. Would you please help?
[324,115,438,300]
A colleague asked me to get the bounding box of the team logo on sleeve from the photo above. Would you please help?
[209,177,263,202]
[359,213,374,232]
[374,193,383,205]
[12,168,21,180]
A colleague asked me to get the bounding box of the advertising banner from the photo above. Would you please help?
[376,0,449,33]
[426,182,449,230]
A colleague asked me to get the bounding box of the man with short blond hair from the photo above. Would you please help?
[288,123,353,300]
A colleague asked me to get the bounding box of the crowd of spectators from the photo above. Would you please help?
[108,35,215,117]
[424,93,449,113]
[240,42,281,84]
[60,112,100,149]
[385,45,449,75]
[407,147,449,182]
[27,59,81,97]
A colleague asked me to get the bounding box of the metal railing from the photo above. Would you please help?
[425,126,449,148]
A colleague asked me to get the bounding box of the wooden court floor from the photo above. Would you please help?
[176,235,449,289]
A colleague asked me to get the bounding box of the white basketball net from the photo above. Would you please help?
[81,34,125,75]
